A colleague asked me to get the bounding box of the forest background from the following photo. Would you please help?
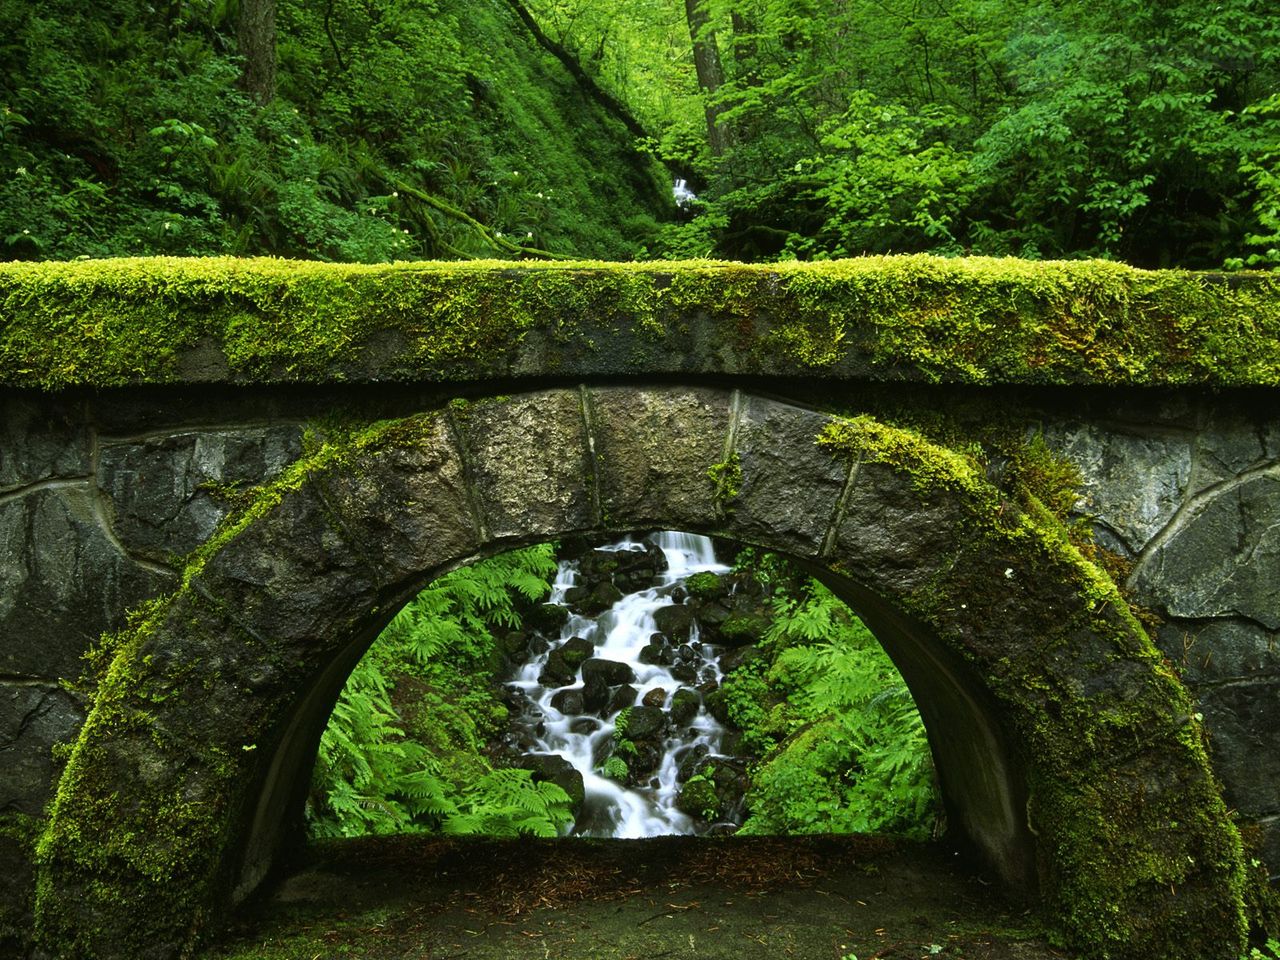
[2,0,1278,268]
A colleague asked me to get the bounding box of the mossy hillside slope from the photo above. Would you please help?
[1,256,1278,389]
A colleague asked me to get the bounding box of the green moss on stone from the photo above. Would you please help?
[1,256,1278,389]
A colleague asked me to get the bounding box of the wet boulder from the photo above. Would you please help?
[514,753,585,816]
[675,757,748,823]
[675,744,710,782]
[539,636,595,686]
[670,663,698,684]
[621,704,667,741]
[683,571,728,602]
[550,688,584,714]
[638,643,674,666]
[581,674,611,714]
[718,644,763,676]
[525,603,570,635]
[653,603,694,640]
[579,581,624,615]
[581,658,636,686]
[669,688,700,726]
[606,684,637,714]
[642,688,667,708]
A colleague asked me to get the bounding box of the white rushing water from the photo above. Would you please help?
[508,532,732,838]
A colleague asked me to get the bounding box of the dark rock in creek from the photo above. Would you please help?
[525,603,570,635]
[718,644,763,675]
[669,688,700,726]
[514,753,585,815]
[579,581,624,615]
[550,688,584,714]
[539,636,595,686]
[639,643,673,666]
[653,603,694,640]
[676,744,710,782]
[581,658,636,686]
[670,664,698,684]
[622,704,667,741]
[581,674,610,714]
[606,684,637,715]
[675,757,748,822]
[642,688,667,708]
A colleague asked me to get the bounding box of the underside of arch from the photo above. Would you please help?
[34,387,1247,960]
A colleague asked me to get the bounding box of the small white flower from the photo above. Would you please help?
[402,229,409,234]
[15,166,27,176]
[22,228,29,235]
[162,222,170,230]
[526,232,532,239]
[392,191,398,197]
[1004,567,1014,579]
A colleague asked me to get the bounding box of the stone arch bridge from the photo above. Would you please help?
[1,257,1278,959]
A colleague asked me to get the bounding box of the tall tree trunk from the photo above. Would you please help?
[238,0,277,105]
[684,0,730,157]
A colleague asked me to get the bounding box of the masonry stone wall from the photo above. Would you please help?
[1037,393,1280,879]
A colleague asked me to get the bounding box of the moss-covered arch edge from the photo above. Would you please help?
[31,387,1248,960]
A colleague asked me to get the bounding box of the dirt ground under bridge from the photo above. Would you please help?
[204,835,1071,960]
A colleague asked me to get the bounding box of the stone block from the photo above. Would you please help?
[1041,421,1191,555]
[197,479,382,648]
[0,488,169,678]
[451,391,593,540]
[830,461,966,598]
[98,426,305,561]
[1196,679,1280,820]
[0,397,90,492]
[730,396,848,555]
[315,414,480,593]
[1155,618,1279,686]
[0,682,83,815]
[588,387,731,533]
[1133,474,1280,629]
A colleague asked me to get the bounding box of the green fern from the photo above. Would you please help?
[308,544,562,839]
[722,568,938,839]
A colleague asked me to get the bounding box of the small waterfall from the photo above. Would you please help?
[505,532,735,837]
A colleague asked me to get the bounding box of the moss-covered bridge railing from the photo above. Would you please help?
[1,257,1278,960]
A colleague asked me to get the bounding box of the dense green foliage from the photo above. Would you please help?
[0,0,666,262]
[717,555,936,838]
[4,0,1276,268]
[308,543,574,839]
[529,0,1280,268]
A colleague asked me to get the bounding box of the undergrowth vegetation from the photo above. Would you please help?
[718,552,937,838]
[308,543,574,838]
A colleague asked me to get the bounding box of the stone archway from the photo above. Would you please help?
[34,387,1246,960]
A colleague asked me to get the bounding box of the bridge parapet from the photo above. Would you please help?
[1,256,1279,389]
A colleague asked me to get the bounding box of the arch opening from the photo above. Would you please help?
[295,530,951,850]
[35,387,1247,960]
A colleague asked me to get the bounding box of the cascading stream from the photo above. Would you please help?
[505,532,736,838]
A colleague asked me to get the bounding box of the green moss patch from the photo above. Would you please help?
[1,255,1278,389]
